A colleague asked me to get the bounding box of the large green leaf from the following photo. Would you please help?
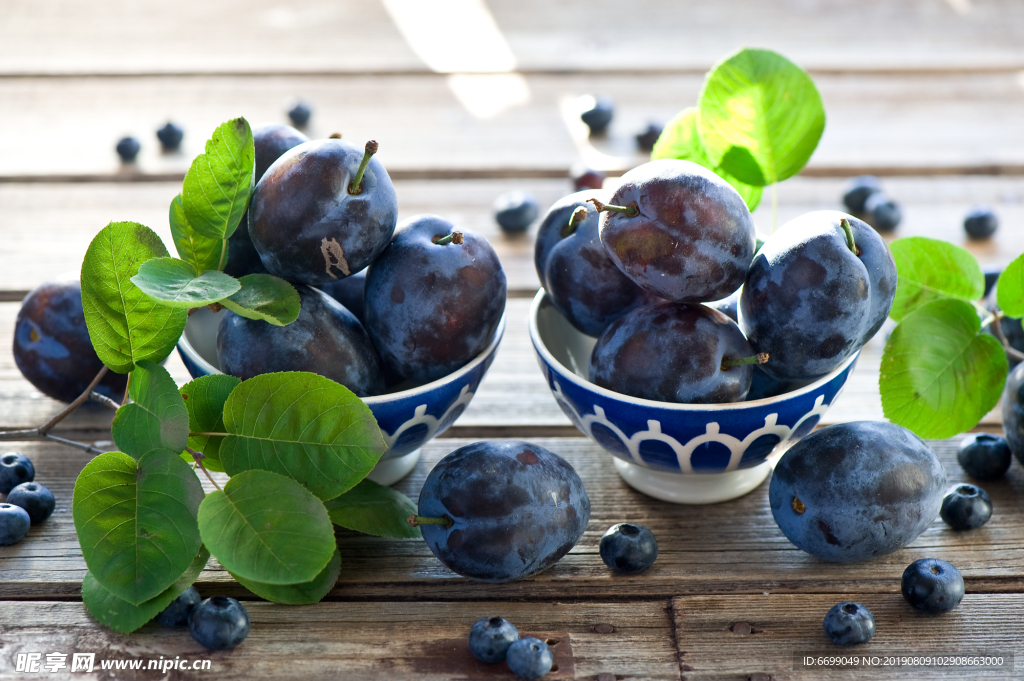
[231,548,341,605]
[889,237,984,321]
[881,299,1007,439]
[131,257,240,308]
[220,372,386,500]
[169,194,226,274]
[111,360,189,460]
[698,48,825,187]
[220,274,300,326]
[73,450,204,605]
[651,107,762,212]
[82,546,209,634]
[996,252,1024,318]
[324,479,420,539]
[179,374,241,473]
[80,222,188,373]
[181,117,255,240]
[198,469,336,585]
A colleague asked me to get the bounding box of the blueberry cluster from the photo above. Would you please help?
[0,452,55,546]
[468,616,554,679]
[156,589,250,650]
[841,175,902,233]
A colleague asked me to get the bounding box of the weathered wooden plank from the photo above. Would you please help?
[673,593,1024,680]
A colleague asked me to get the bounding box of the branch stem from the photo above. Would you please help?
[89,391,121,412]
[988,313,1024,363]
[39,366,109,435]
[186,446,222,492]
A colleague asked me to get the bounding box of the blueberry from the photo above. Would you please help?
[188,597,250,650]
[469,616,519,663]
[863,192,901,233]
[156,586,201,627]
[982,264,1002,298]
[579,95,614,135]
[494,191,540,233]
[570,163,605,191]
[599,523,658,574]
[901,558,965,614]
[156,122,184,151]
[842,176,881,213]
[823,602,875,645]
[940,484,992,531]
[6,482,54,524]
[635,122,663,151]
[115,136,140,162]
[964,205,998,239]
[0,452,35,495]
[0,503,31,545]
[957,434,1011,480]
[506,637,553,679]
[287,100,313,128]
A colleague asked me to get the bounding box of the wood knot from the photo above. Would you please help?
[593,623,615,634]
[731,622,752,635]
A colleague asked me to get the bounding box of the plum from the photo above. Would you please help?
[317,269,367,324]
[249,138,397,285]
[769,421,946,563]
[595,159,756,303]
[411,440,590,582]
[13,276,128,403]
[364,215,506,384]
[217,284,383,397]
[706,287,741,323]
[589,302,760,404]
[741,211,897,381]
[1000,361,1024,466]
[745,365,807,401]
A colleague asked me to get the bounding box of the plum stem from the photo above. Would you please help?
[721,353,769,370]
[433,231,464,246]
[562,206,588,237]
[587,197,640,218]
[407,514,454,529]
[347,140,378,195]
[839,218,861,256]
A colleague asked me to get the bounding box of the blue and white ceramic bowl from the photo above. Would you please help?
[529,291,858,504]
[177,306,504,485]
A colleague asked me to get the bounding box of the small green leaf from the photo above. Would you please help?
[220,372,386,500]
[112,360,189,460]
[880,299,1007,439]
[179,374,241,473]
[231,548,341,605]
[889,237,984,321]
[170,194,226,274]
[324,479,420,539]
[698,48,825,186]
[996,253,1024,317]
[198,469,336,585]
[220,274,300,326]
[80,221,188,373]
[82,546,209,634]
[182,117,255,240]
[73,450,204,605]
[131,258,240,308]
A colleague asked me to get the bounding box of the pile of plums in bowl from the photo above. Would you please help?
[528,159,897,504]
[177,124,507,485]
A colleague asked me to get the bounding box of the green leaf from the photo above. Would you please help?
[324,479,420,539]
[131,258,240,308]
[889,237,984,321]
[73,450,204,605]
[179,374,241,473]
[220,372,386,500]
[80,221,189,373]
[181,117,255,240]
[220,274,300,326]
[82,546,209,634]
[198,469,336,585]
[651,107,763,212]
[697,48,825,186]
[170,194,226,274]
[111,360,189,460]
[880,299,1007,439]
[231,548,340,605]
[996,252,1024,317]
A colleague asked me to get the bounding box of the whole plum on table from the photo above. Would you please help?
[594,159,756,303]
[365,215,506,384]
[217,284,383,397]
[249,139,397,285]
[411,441,590,583]
[769,421,946,562]
[741,211,897,381]
[13,277,128,403]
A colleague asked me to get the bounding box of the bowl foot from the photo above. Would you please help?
[367,449,421,486]
[612,458,770,504]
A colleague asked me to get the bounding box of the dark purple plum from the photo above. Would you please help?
[1003,361,1024,466]
[413,441,590,582]
[570,163,605,191]
[365,215,506,384]
[317,269,367,325]
[745,365,808,401]
[769,422,946,562]
[596,159,756,303]
[741,211,897,381]
[589,302,758,404]
[249,139,397,285]
[706,287,741,323]
[217,284,384,397]
[13,277,128,403]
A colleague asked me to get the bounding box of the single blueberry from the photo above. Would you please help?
[579,95,614,135]
[982,264,1002,298]
[940,484,992,531]
[156,122,184,151]
[964,205,998,239]
[6,482,54,524]
[635,122,663,151]
[156,586,201,627]
[842,175,881,213]
[287,100,313,128]
[599,523,658,574]
[506,637,553,679]
[823,602,875,645]
[864,192,901,232]
[188,597,250,650]
[957,433,1011,480]
[901,558,965,614]
[469,616,520,663]
[0,452,34,495]
[570,162,605,191]
[115,136,141,163]
[0,503,31,545]
[494,191,540,232]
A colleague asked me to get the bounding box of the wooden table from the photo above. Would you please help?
[2,2,1024,678]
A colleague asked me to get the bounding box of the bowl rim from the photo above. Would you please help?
[177,311,506,405]
[528,289,859,412]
